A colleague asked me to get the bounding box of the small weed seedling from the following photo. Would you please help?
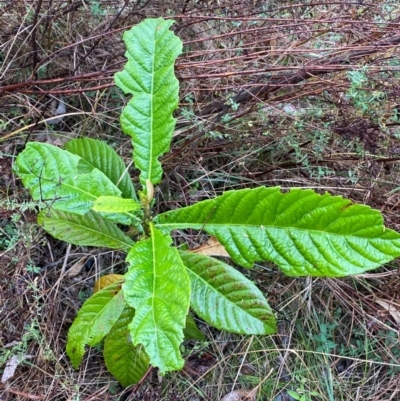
[13,18,400,386]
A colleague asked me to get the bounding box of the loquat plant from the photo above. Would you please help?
[13,18,400,386]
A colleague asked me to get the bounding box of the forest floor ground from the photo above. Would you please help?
[1,1,400,400]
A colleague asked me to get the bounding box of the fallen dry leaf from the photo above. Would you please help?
[220,388,257,401]
[67,257,88,277]
[1,355,32,383]
[375,298,400,325]
[191,237,230,257]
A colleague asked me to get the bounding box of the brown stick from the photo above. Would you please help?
[30,0,43,80]
[6,387,45,400]
[199,34,400,117]
[2,30,400,106]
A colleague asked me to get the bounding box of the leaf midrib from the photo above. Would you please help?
[155,222,384,239]
[187,267,271,326]
[47,214,133,249]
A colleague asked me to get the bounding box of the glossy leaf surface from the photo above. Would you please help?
[65,138,137,201]
[104,306,150,387]
[156,187,400,276]
[14,142,120,215]
[123,225,190,374]
[38,209,134,251]
[115,18,182,186]
[180,251,276,334]
[67,283,125,368]
[93,196,140,213]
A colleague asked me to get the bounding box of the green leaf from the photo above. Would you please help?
[184,314,206,341]
[287,390,302,400]
[65,138,138,201]
[93,196,140,213]
[104,306,150,387]
[156,187,400,277]
[14,142,120,215]
[67,283,126,369]
[180,252,276,334]
[123,225,190,374]
[38,209,134,251]
[115,18,182,186]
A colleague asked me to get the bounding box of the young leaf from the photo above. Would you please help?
[156,187,400,277]
[104,306,150,386]
[93,196,140,213]
[14,142,121,215]
[180,251,276,334]
[123,224,190,374]
[103,306,150,387]
[38,209,134,251]
[65,138,138,201]
[184,314,206,341]
[114,18,182,186]
[94,274,125,293]
[67,282,126,369]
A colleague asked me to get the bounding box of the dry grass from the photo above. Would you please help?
[1,0,400,400]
